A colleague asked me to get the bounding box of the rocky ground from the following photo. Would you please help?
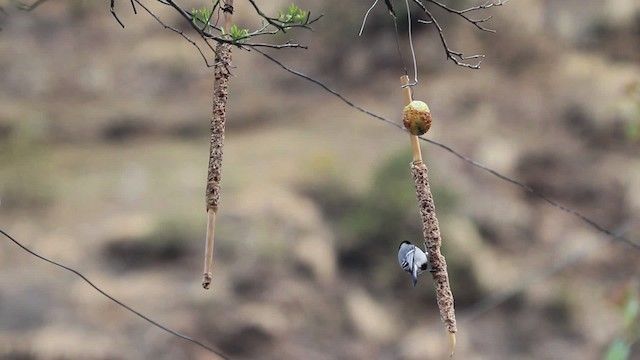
[0,0,639,359]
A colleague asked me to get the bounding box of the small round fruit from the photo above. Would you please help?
[403,100,432,136]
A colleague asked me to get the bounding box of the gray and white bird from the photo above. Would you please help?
[398,241,431,287]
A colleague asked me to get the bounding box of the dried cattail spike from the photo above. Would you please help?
[411,160,457,336]
[202,16,234,289]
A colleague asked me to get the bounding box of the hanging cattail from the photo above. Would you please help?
[401,75,457,356]
[411,160,457,351]
[202,1,234,290]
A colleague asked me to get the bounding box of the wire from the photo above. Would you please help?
[403,0,418,86]
[391,4,409,77]
[358,0,380,36]
[251,47,640,251]
[0,228,230,360]
[425,138,639,250]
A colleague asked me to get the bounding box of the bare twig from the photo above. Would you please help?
[385,0,396,16]
[110,0,125,28]
[420,0,508,32]
[359,0,507,68]
[158,0,315,50]
[133,0,217,67]
[10,0,317,63]
[411,0,490,68]
[245,0,322,33]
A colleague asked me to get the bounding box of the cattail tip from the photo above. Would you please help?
[448,332,456,357]
[202,273,213,289]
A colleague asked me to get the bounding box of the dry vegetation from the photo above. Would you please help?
[0,0,639,359]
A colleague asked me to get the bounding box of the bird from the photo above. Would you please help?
[398,241,431,287]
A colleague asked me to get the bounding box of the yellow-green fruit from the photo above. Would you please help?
[403,100,432,136]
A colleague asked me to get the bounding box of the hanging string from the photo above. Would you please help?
[392,5,409,78]
[358,0,380,36]
[403,0,419,87]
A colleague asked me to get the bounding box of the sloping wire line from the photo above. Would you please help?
[250,47,639,251]
[358,0,380,36]
[423,139,638,249]
[0,228,230,360]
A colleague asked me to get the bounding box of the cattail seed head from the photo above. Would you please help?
[403,100,432,136]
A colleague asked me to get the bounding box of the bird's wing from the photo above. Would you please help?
[403,248,415,272]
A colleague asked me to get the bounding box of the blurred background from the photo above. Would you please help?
[1,0,639,359]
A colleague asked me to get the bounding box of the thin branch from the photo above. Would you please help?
[245,0,322,33]
[423,0,508,33]
[358,0,502,68]
[110,0,125,28]
[455,0,510,14]
[133,0,216,67]
[385,0,396,16]
[11,0,317,56]
[245,0,284,30]
[418,10,484,69]
[240,41,307,49]
[158,0,313,50]
[403,0,508,68]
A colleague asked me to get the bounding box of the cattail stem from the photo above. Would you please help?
[202,0,234,290]
[401,76,423,162]
[202,208,217,288]
[401,75,457,356]
[409,130,423,163]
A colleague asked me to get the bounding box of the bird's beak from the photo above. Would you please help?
[411,266,418,287]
